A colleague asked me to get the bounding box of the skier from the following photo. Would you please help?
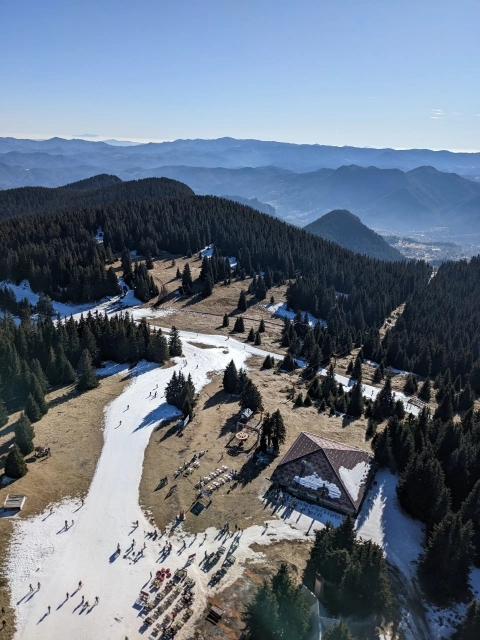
[95,596,99,605]
[29,584,33,592]
[66,592,69,599]
[48,606,51,615]
[65,520,68,530]
[78,581,82,589]
[37,582,41,590]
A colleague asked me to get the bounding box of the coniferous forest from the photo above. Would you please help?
[1,176,480,625]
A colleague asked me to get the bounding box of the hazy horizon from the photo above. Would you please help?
[2,0,479,151]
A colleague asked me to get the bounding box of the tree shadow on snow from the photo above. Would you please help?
[132,403,180,433]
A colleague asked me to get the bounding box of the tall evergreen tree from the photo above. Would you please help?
[181,263,193,293]
[241,378,263,412]
[0,397,7,428]
[234,316,245,332]
[25,393,42,423]
[76,349,99,391]
[238,290,248,311]
[14,412,35,455]
[223,360,239,394]
[322,621,355,640]
[419,512,474,603]
[396,452,450,526]
[348,375,364,417]
[168,326,183,357]
[453,599,480,640]
[222,313,229,327]
[303,345,323,380]
[5,444,28,479]
[418,376,431,402]
[461,479,480,566]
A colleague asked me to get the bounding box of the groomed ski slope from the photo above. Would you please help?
[8,336,253,639]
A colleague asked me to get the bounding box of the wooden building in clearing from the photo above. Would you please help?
[270,433,375,516]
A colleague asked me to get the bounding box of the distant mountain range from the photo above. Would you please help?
[304,210,404,261]
[1,136,480,175]
[1,137,480,232]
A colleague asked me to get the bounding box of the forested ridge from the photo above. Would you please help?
[0,184,430,326]
[0,175,194,219]
[363,258,480,391]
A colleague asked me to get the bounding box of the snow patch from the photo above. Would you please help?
[265,302,327,327]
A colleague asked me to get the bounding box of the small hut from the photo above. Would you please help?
[3,494,26,512]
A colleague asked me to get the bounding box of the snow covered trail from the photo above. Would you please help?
[7,340,251,640]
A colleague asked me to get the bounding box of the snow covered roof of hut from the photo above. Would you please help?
[271,433,375,515]
[240,408,253,419]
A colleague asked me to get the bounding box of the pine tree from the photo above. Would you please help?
[295,393,304,406]
[258,319,266,333]
[242,579,278,640]
[418,377,431,402]
[30,374,48,415]
[147,333,169,363]
[254,332,262,346]
[0,397,7,428]
[404,374,418,395]
[146,251,154,269]
[238,290,247,311]
[234,317,245,333]
[453,599,480,640]
[270,409,286,452]
[279,353,296,372]
[419,512,474,603]
[352,354,362,379]
[181,264,193,293]
[397,453,450,526]
[303,393,312,407]
[76,349,99,391]
[263,355,273,369]
[223,360,239,394]
[461,480,480,566]
[247,327,255,342]
[222,313,229,327]
[322,621,355,640]
[5,444,28,479]
[241,378,263,412]
[14,412,35,455]
[255,276,267,300]
[168,326,183,357]
[25,393,42,423]
[303,345,322,380]
[373,375,394,421]
[434,394,454,421]
[203,275,213,297]
[270,295,275,305]
[349,375,364,417]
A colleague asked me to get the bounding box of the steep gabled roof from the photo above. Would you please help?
[272,433,374,514]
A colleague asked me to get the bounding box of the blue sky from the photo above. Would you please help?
[1,0,479,150]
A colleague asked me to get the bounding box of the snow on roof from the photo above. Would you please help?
[272,432,374,514]
[240,408,253,418]
[294,473,341,499]
[339,462,370,503]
